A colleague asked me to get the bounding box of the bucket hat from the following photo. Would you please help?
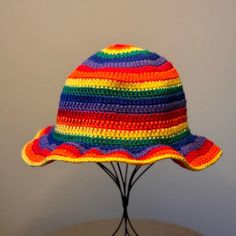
[21,44,222,170]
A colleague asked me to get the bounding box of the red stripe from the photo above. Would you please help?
[107,44,133,50]
[57,115,187,130]
[185,139,213,162]
[57,107,187,123]
[41,126,53,135]
[77,61,173,73]
[68,68,179,82]
[32,139,50,157]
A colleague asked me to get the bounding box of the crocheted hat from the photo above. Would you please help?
[22,44,222,170]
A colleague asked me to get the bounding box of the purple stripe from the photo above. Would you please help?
[82,57,167,69]
[39,129,171,158]
[59,99,186,114]
[77,144,165,158]
[39,135,57,151]
[178,136,206,156]
[36,126,208,159]
[38,129,207,159]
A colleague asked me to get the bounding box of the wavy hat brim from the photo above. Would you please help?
[22,126,222,171]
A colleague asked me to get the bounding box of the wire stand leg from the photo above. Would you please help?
[97,162,154,236]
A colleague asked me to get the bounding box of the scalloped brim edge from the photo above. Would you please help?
[21,127,223,171]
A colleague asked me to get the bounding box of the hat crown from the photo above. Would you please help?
[54,44,189,151]
[22,44,222,169]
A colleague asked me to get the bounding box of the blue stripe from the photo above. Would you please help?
[87,52,161,63]
[59,99,186,114]
[170,134,196,150]
[60,92,185,106]
[83,56,167,68]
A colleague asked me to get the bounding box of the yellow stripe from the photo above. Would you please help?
[65,77,181,90]
[55,122,188,139]
[102,46,143,54]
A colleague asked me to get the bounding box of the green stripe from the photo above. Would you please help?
[62,85,183,98]
[52,129,190,147]
[96,50,151,58]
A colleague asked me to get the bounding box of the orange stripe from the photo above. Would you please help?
[190,145,221,167]
[68,67,179,82]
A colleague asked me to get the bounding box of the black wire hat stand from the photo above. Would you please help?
[97,162,154,236]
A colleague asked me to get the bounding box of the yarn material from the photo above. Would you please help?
[21,44,222,170]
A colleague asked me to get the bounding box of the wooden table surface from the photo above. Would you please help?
[46,219,202,236]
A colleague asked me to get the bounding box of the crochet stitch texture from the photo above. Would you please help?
[22,44,222,170]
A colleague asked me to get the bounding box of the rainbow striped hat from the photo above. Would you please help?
[22,44,222,170]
